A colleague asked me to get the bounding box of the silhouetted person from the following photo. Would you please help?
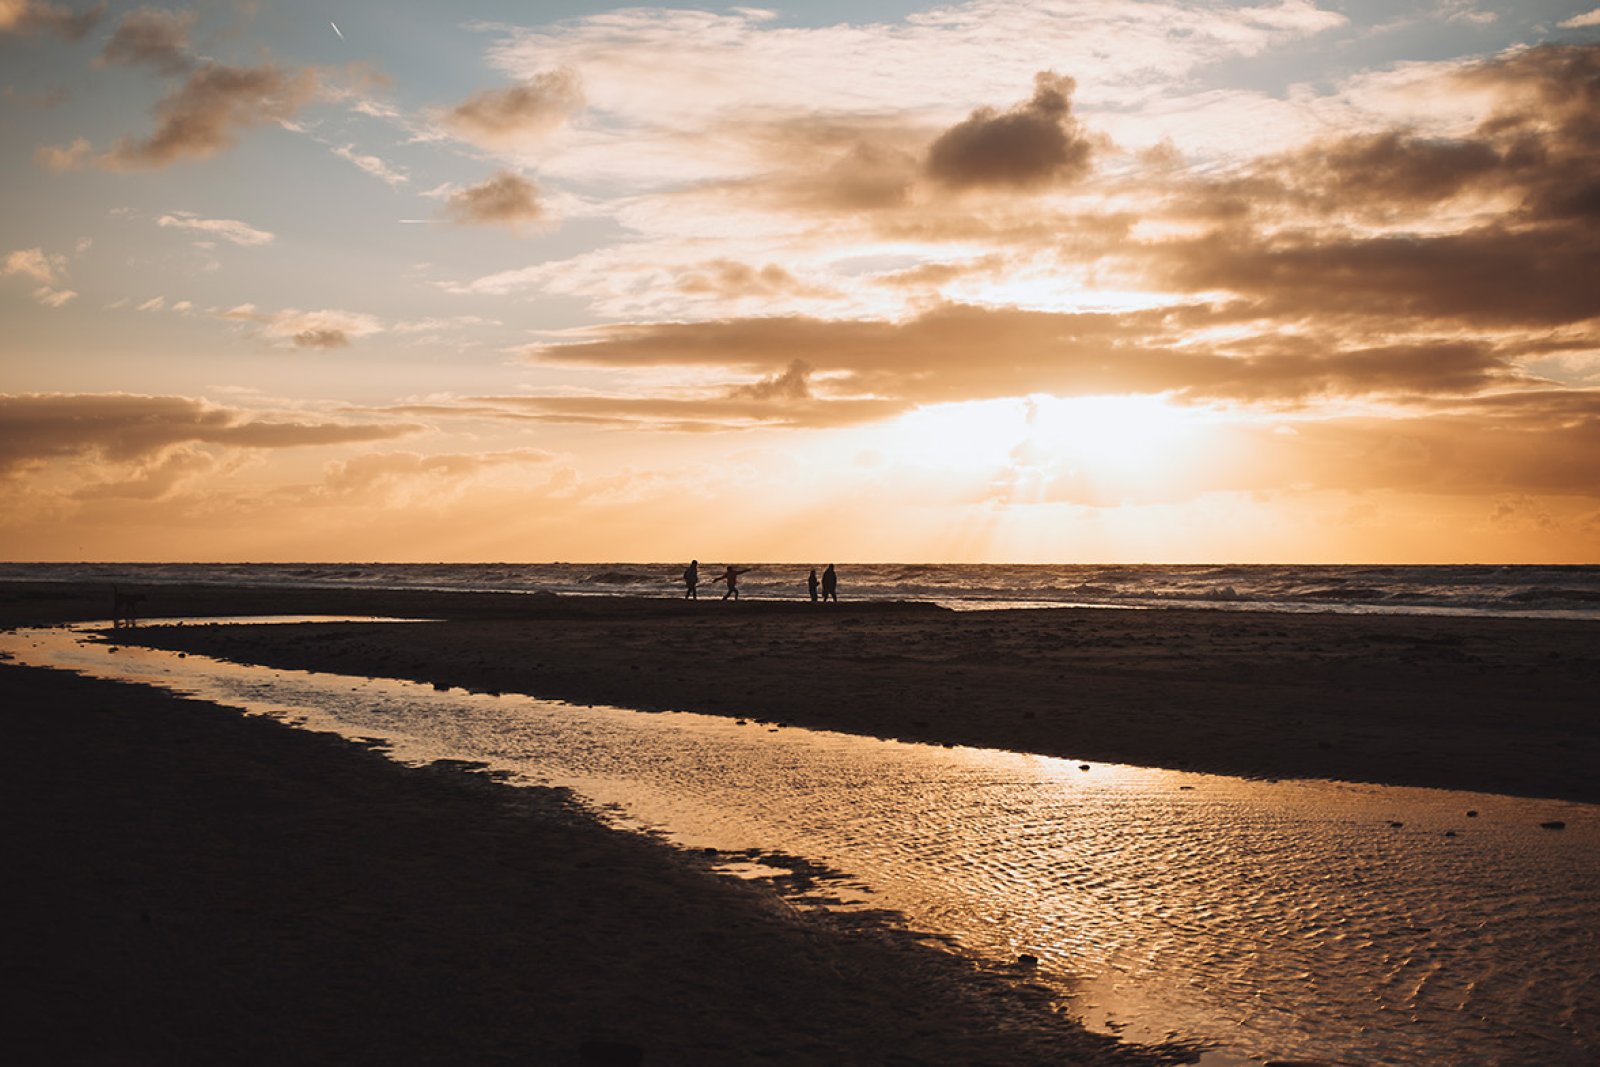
[716,565,749,600]
[683,559,699,600]
[111,585,145,628]
[808,568,819,602]
[821,563,838,602]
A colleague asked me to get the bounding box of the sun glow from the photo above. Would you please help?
[883,394,1210,484]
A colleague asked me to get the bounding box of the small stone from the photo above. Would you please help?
[1388,821,1404,828]
[1444,830,1457,838]
[1017,953,1039,967]
[1466,810,1478,818]
[1079,763,1090,771]
[1540,820,1567,830]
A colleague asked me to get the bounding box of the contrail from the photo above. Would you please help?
[330,21,344,40]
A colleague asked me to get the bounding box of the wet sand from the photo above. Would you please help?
[13,579,1594,804]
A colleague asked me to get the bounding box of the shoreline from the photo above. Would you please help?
[10,579,1590,804]
[2,600,1190,1065]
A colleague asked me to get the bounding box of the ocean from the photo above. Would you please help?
[3,561,1599,620]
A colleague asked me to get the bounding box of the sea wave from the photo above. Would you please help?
[2,562,1598,620]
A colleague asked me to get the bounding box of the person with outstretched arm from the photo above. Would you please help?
[716,564,750,600]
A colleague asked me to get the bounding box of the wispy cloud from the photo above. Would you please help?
[332,143,408,187]
[157,211,275,247]
[3,246,77,307]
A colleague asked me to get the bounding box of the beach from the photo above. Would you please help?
[2,581,1194,1066]
[12,579,1594,803]
[4,579,1597,1064]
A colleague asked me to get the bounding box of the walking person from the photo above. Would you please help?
[682,559,699,600]
[807,568,819,602]
[716,564,750,600]
[820,563,838,602]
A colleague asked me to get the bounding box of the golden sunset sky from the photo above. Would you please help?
[3,0,1599,562]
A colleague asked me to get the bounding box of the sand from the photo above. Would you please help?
[4,578,1596,1064]
[15,579,1593,804]
[1,582,1192,1066]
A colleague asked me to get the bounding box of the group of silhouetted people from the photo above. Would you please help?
[681,561,836,602]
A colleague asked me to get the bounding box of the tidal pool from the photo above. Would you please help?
[6,619,1596,1067]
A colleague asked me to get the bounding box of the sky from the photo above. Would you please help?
[3,0,1599,563]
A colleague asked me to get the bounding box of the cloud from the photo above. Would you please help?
[0,393,422,477]
[32,287,78,307]
[320,448,555,500]
[3,247,77,307]
[218,304,386,348]
[1559,9,1600,29]
[439,68,583,149]
[156,211,275,247]
[0,0,103,40]
[3,247,65,285]
[524,303,1528,409]
[925,72,1093,190]
[291,329,348,348]
[675,260,824,300]
[33,137,93,172]
[728,358,812,400]
[332,143,408,187]
[98,6,195,75]
[444,170,543,228]
[43,62,320,171]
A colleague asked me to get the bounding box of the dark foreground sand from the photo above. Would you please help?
[3,578,1596,1065]
[1,582,1193,1066]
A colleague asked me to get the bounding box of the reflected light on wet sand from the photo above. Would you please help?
[5,619,1596,1067]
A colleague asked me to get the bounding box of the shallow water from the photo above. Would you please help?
[6,618,1597,1066]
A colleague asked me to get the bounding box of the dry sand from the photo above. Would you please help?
[4,578,1596,1064]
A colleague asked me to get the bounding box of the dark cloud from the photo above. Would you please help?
[99,6,195,75]
[442,68,582,148]
[525,304,1526,408]
[366,374,897,430]
[52,62,321,171]
[455,393,898,432]
[728,359,812,400]
[1279,131,1502,214]
[0,0,103,40]
[924,72,1093,190]
[292,328,350,348]
[1140,45,1600,337]
[445,171,543,229]
[0,393,421,475]
[1155,225,1600,327]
